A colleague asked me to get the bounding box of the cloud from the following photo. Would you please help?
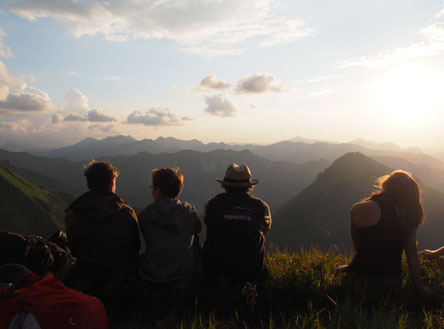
[127,108,192,126]
[198,75,231,90]
[63,109,116,122]
[0,29,13,58]
[0,120,31,134]
[62,88,90,115]
[89,123,117,133]
[64,113,87,122]
[8,0,315,57]
[339,14,444,69]
[87,109,116,122]
[0,61,56,113]
[203,94,237,117]
[235,73,290,94]
[51,113,63,124]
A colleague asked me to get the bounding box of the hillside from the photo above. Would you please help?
[0,166,74,236]
[270,152,444,251]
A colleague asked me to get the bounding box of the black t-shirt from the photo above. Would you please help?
[202,192,271,283]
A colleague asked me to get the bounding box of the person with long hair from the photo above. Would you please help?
[336,170,429,294]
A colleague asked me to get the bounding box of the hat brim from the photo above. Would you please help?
[216,178,259,187]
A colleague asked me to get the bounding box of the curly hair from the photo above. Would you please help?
[84,160,119,191]
[150,167,183,198]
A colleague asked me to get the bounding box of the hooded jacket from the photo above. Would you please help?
[138,197,201,287]
[65,190,140,277]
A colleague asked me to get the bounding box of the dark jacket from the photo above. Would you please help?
[65,190,140,278]
[203,192,272,284]
[138,197,201,287]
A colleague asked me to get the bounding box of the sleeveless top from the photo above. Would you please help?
[348,193,409,278]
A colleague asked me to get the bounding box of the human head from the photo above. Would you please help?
[84,160,119,192]
[217,163,259,194]
[150,167,183,199]
[375,170,424,231]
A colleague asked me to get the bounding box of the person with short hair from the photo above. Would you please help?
[138,168,202,288]
[336,170,430,295]
[203,163,272,284]
[65,160,140,285]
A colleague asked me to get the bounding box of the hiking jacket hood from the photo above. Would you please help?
[138,196,201,286]
[65,190,140,276]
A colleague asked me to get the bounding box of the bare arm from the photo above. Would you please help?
[419,245,444,259]
[405,230,430,295]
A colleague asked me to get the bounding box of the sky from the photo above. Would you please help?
[1,0,444,152]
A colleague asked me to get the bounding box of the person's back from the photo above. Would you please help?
[349,193,408,278]
[138,168,201,288]
[65,161,140,283]
[203,164,271,284]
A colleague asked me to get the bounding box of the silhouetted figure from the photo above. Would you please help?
[65,160,140,290]
[336,170,430,295]
[203,164,272,285]
[138,168,202,288]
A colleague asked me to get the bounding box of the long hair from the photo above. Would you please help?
[369,170,424,232]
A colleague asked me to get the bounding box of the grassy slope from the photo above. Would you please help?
[0,165,74,236]
[84,248,444,329]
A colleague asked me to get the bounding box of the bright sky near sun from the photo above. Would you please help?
[1,0,444,151]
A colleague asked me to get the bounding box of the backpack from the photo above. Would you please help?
[0,231,74,275]
[0,264,108,329]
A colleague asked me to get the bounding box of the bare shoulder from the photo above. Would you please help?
[351,200,381,229]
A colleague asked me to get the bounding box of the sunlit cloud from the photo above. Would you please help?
[197,75,231,91]
[0,120,31,134]
[62,89,90,115]
[235,73,290,94]
[339,12,444,69]
[127,108,192,126]
[203,94,237,117]
[0,28,13,59]
[0,60,56,113]
[8,0,315,57]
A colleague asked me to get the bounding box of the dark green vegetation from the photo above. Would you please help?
[92,248,444,329]
[0,165,74,236]
[272,153,444,251]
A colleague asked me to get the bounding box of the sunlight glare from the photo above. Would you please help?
[371,63,444,128]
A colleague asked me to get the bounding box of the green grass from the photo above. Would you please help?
[0,165,73,235]
[72,248,444,329]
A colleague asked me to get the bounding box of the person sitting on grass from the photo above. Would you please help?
[336,170,430,295]
[203,163,272,285]
[138,168,202,289]
[65,160,140,291]
[419,246,444,259]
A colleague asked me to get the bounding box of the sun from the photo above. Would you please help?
[370,62,444,128]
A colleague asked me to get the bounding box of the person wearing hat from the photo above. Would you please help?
[202,163,272,284]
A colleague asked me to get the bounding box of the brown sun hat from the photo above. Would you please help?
[216,163,260,187]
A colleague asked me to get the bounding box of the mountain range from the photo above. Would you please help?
[0,148,329,213]
[35,135,444,195]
